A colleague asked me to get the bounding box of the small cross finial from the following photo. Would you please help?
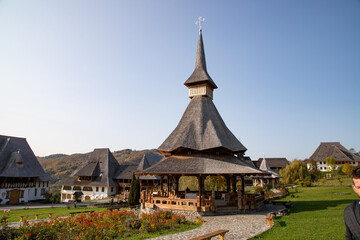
[196,16,205,32]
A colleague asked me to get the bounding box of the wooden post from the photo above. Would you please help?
[160,176,163,192]
[232,175,237,194]
[238,175,244,194]
[198,175,203,207]
[226,175,230,192]
[174,175,179,193]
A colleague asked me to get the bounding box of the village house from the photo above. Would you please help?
[308,142,360,172]
[137,25,269,215]
[60,149,162,202]
[0,135,51,204]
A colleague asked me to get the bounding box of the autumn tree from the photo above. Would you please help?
[342,163,355,176]
[279,160,309,184]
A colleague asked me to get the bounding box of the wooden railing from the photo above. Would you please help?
[140,191,215,212]
[238,193,264,210]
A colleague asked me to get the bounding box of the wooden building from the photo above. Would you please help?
[137,28,268,214]
[254,158,289,174]
[0,135,51,204]
[60,148,120,202]
[60,150,162,202]
[252,157,281,188]
[308,142,360,172]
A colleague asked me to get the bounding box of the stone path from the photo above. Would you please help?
[151,204,284,240]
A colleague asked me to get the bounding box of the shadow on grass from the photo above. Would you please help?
[289,199,355,213]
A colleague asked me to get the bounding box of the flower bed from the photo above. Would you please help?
[1,210,190,239]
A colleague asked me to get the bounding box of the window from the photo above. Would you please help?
[62,193,66,200]
[20,190,24,198]
[320,167,322,170]
[34,189,37,196]
[96,187,99,192]
[102,187,104,192]
[41,189,46,196]
[73,186,81,191]
[83,187,93,191]
[111,187,114,192]
[6,191,10,199]
[63,186,71,190]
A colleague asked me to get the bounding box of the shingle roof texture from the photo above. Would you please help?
[60,148,120,187]
[139,154,268,175]
[258,158,281,179]
[0,135,51,181]
[158,96,247,154]
[310,142,360,162]
[256,158,289,169]
[184,31,217,89]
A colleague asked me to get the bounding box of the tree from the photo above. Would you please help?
[342,163,355,176]
[279,160,309,184]
[128,173,136,206]
[308,159,321,181]
[134,176,140,205]
[326,157,336,172]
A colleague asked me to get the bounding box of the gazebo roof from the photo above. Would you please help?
[137,154,269,176]
[158,96,247,154]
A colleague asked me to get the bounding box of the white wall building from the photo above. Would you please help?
[0,135,51,204]
[308,142,360,172]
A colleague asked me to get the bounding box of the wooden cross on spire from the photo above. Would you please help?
[196,16,205,32]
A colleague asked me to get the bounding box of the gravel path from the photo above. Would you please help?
[150,204,284,240]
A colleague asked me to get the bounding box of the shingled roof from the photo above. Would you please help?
[158,96,247,154]
[256,158,289,169]
[184,31,217,89]
[139,154,268,176]
[60,148,120,187]
[258,158,281,179]
[0,135,51,181]
[310,142,360,162]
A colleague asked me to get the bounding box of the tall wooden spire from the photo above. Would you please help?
[185,30,217,99]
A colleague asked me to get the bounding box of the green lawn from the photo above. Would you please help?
[1,206,109,222]
[253,182,357,240]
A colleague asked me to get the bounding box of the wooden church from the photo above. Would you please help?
[0,135,51,204]
[137,24,268,214]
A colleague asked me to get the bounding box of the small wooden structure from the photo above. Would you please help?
[137,29,269,214]
[252,157,282,188]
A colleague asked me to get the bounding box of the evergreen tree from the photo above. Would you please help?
[134,177,140,205]
[128,173,136,205]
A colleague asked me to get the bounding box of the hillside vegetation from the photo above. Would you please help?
[38,149,160,185]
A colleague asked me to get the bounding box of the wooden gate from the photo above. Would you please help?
[10,190,20,204]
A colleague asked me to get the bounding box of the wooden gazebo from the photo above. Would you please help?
[137,28,269,214]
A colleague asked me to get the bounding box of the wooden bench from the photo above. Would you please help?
[19,213,53,222]
[190,229,229,240]
[69,210,94,216]
[266,212,275,226]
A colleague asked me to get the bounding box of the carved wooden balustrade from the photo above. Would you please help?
[140,191,215,212]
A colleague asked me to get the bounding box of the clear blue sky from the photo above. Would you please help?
[1,0,359,160]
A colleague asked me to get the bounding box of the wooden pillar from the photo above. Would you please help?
[160,176,163,192]
[174,176,179,193]
[226,175,231,192]
[232,175,237,193]
[240,175,245,194]
[198,175,203,207]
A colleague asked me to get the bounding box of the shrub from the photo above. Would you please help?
[265,190,275,199]
[253,186,263,194]
[304,181,312,187]
[263,184,273,192]
[342,164,355,176]
[320,179,326,184]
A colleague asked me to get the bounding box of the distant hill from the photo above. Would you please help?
[38,149,161,185]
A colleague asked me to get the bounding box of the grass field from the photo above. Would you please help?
[253,181,357,240]
[1,206,109,222]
